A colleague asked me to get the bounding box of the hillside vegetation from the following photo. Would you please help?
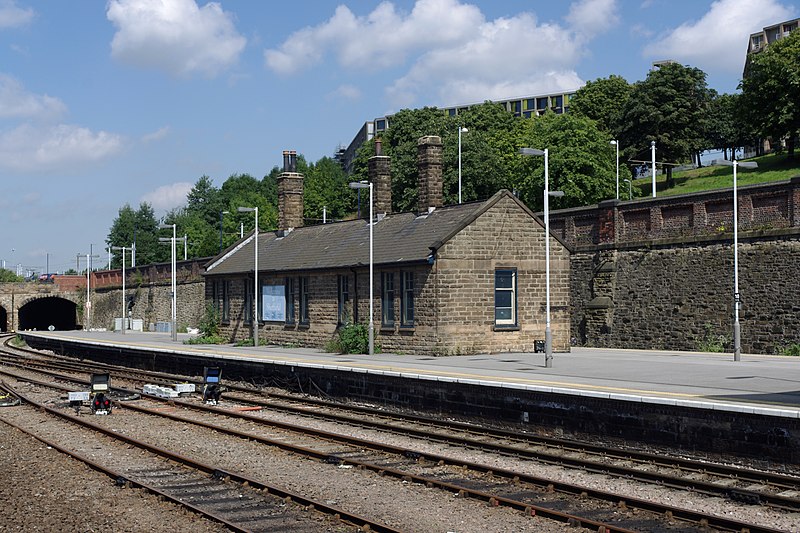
[631,153,800,199]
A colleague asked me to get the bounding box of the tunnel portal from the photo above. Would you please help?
[0,306,6,332]
[18,297,78,331]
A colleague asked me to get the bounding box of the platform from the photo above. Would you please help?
[18,330,800,418]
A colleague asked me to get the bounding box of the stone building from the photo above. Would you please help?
[203,138,571,355]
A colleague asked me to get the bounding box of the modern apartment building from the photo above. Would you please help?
[339,90,578,174]
[744,18,799,75]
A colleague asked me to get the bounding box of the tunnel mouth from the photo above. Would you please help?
[0,306,6,332]
[18,297,78,331]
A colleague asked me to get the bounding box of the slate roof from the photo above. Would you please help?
[205,189,535,276]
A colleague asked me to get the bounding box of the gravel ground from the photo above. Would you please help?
[0,419,229,533]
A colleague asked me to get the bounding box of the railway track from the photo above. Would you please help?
[1,338,796,532]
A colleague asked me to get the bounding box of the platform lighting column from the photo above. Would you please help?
[111,246,129,334]
[348,181,374,355]
[651,140,656,198]
[610,140,619,200]
[158,223,178,341]
[716,159,758,361]
[238,207,259,347]
[458,126,468,204]
[219,210,229,254]
[520,148,564,368]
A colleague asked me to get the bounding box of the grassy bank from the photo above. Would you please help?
[630,153,800,199]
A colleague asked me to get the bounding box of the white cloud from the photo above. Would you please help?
[643,0,796,75]
[107,0,246,78]
[141,125,169,143]
[264,0,484,75]
[267,0,616,109]
[141,181,193,210]
[0,0,34,28]
[0,123,124,173]
[386,12,586,107]
[327,84,362,102]
[566,0,619,39]
[0,74,66,120]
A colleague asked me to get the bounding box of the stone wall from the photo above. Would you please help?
[562,177,800,354]
[92,280,206,332]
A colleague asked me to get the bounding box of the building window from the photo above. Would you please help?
[221,280,230,321]
[376,119,386,130]
[381,272,395,327]
[244,280,253,324]
[401,271,414,327]
[495,269,517,327]
[285,278,295,325]
[299,276,310,325]
[337,275,350,325]
[536,97,548,110]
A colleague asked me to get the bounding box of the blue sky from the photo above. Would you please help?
[0,0,796,274]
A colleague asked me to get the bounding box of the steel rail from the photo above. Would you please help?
[0,366,789,533]
[1,381,401,533]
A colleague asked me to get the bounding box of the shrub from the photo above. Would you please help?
[779,343,800,357]
[337,323,378,354]
[696,323,729,353]
[184,304,225,345]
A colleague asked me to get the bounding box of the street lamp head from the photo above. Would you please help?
[349,181,370,189]
[737,161,758,169]
[650,140,656,147]
[623,178,631,184]
[221,210,230,214]
[237,206,255,213]
[548,191,565,198]
[460,127,469,133]
[713,159,758,169]
[519,147,545,156]
[609,140,617,145]
[158,223,174,230]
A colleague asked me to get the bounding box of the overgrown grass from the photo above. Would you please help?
[632,153,800,198]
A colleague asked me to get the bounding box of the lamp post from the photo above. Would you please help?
[650,140,656,198]
[110,246,130,334]
[610,140,619,200]
[238,206,259,347]
[158,223,178,341]
[219,210,229,254]
[348,181,374,355]
[458,126,468,204]
[716,159,758,361]
[623,178,632,200]
[520,148,564,368]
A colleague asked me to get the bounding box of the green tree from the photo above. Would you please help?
[618,63,714,189]
[569,75,631,135]
[515,112,622,210]
[303,156,354,222]
[106,203,165,268]
[0,268,22,282]
[740,30,800,159]
[707,93,753,160]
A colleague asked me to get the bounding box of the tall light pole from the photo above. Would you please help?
[520,148,564,368]
[348,181,374,355]
[458,126,468,204]
[219,210,229,254]
[610,140,619,200]
[238,206,259,347]
[650,140,657,198]
[78,250,99,330]
[158,223,178,341]
[716,159,758,361]
[111,246,130,334]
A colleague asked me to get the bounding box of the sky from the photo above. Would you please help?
[0,0,797,275]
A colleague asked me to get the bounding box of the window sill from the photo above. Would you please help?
[399,326,415,333]
[298,322,310,330]
[380,326,396,333]
[493,325,520,331]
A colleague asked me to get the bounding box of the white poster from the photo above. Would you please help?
[261,284,286,322]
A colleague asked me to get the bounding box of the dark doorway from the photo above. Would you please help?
[0,306,6,332]
[18,298,77,331]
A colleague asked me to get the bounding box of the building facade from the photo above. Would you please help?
[204,138,571,356]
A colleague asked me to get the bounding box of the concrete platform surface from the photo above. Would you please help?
[19,330,800,418]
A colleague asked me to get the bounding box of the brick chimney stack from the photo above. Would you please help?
[369,138,391,215]
[278,150,304,231]
[417,135,443,215]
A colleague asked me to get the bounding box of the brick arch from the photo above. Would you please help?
[17,295,80,331]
